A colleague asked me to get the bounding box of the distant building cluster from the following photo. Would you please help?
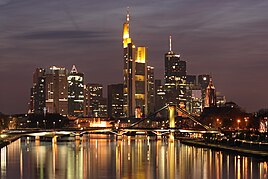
[29,11,226,119]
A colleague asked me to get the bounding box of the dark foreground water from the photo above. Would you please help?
[0,135,267,179]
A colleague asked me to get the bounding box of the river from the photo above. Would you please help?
[0,135,267,179]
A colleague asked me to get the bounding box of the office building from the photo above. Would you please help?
[204,78,216,107]
[164,36,187,108]
[68,65,84,117]
[198,74,210,107]
[107,84,124,118]
[147,66,155,114]
[122,10,148,117]
[88,83,104,117]
[30,68,46,113]
[45,66,68,115]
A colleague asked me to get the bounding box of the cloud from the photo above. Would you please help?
[14,30,109,40]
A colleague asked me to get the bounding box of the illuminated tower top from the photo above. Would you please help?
[207,78,215,90]
[70,65,78,74]
[123,8,132,48]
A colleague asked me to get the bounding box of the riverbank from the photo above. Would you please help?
[181,139,268,159]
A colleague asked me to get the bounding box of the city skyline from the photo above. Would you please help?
[1,1,268,114]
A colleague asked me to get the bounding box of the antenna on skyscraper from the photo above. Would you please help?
[169,35,172,51]
[126,7,130,22]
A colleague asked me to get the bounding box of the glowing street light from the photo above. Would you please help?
[237,119,241,129]
[53,122,56,131]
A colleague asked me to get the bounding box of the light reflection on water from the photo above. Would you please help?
[0,135,267,179]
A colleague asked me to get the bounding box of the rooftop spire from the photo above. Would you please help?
[169,35,172,51]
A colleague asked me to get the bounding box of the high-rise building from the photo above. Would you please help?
[147,66,155,114]
[205,78,216,107]
[68,65,84,117]
[123,9,135,117]
[107,84,124,119]
[135,47,148,116]
[98,98,108,118]
[185,75,203,115]
[190,88,203,115]
[45,66,68,115]
[83,84,90,117]
[31,68,46,113]
[122,10,148,117]
[216,92,226,107]
[198,74,210,107]
[88,83,104,117]
[164,36,187,107]
[155,79,166,117]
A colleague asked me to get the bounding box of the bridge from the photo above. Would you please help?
[0,104,219,143]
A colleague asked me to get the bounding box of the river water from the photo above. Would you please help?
[0,135,267,179]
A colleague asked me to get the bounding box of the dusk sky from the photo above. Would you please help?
[0,0,268,114]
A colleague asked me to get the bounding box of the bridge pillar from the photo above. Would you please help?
[35,136,40,141]
[116,131,123,140]
[168,105,176,128]
[169,132,175,142]
[168,105,176,142]
[75,133,80,140]
[52,136,57,143]
[156,132,162,140]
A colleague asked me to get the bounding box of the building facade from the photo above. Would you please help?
[45,66,68,115]
[164,36,187,108]
[198,74,210,107]
[147,66,155,114]
[31,68,46,113]
[122,10,148,117]
[88,83,106,117]
[107,84,124,119]
[68,65,84,117]
[204,78,216,107]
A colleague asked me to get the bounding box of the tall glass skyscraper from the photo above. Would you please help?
[123,10,148,117]
[164,36,187,107]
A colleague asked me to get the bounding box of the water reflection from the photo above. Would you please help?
[0,135,267,179]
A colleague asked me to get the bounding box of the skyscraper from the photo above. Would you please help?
[31,68,46,113]
[205,78,216,107]
[185,75,203,115]
[198,74,211,107]
[107,84,124,119]
[135,47,148,116]
[88,83,104,117]
[83,84,90,117]
[164,36,187,107]
[147,66,155,114]
[123,9,135,117]
[45,66,68,115]
[68,65,84,117]
[122,10,148,117]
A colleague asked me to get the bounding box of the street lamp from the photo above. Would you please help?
[43,120,46,129]
[53,122,55,131]
[244,117,249,129]
[237,119,241,129]
[37,121,39,128]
